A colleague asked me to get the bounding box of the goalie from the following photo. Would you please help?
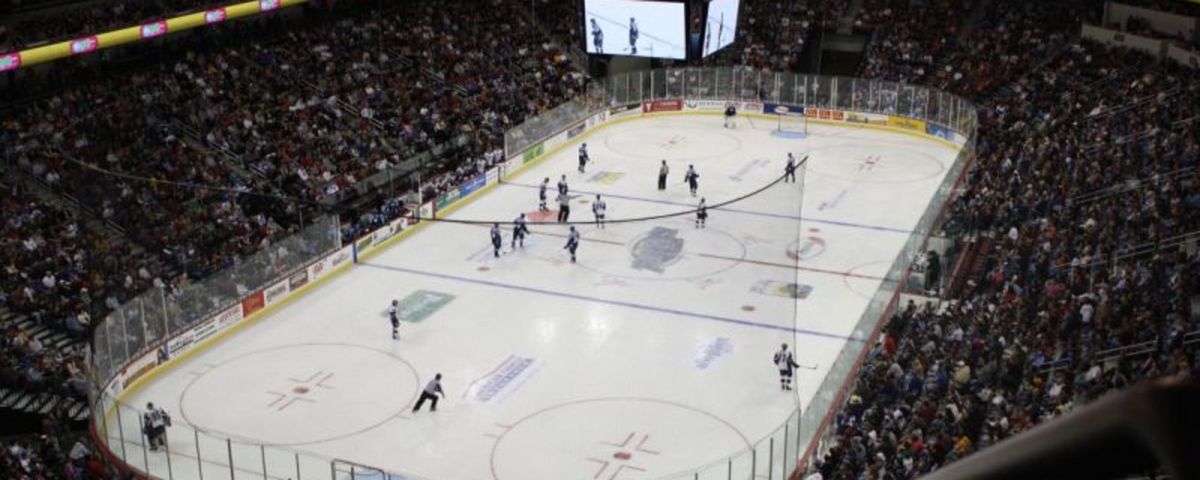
[723,103,737,129]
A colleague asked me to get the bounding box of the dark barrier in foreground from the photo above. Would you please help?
[920,378,1199,480]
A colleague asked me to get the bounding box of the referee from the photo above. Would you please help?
[412,373,445,413]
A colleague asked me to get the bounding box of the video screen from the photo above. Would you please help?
[702,0,740,57]
[584,0,687,59]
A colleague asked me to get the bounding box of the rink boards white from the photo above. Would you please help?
[96,102,967,480]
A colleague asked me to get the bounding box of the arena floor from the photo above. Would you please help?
[104,113,962,480]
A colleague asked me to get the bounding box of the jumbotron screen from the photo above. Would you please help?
[584,0,687,59]
[701,0,740,57]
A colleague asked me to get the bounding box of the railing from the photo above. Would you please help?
[90,65,977,480]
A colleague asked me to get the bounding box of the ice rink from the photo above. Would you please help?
[106,114,961,480]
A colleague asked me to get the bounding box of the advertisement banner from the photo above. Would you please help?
[168,330,195,355]
[642,99,683,113]
[460,174,487,197]
[307,257,327,282]
[763,103,805,117]
[684,99,728,111]
[486,167,499,185]
[566,123,586,139]
[926,123,954,141]
[289,269,309,290]
[435,188,462,212]
[888,116,927,132]
[121,353,158,390]
[330,245,353,268]
[806,108,845,121]
[356,234,375,253]
[522,143,545,164]
[215,304,243,329]
[419,201,434,220]
[242,290,266,316]
[741,102,763,112]
[264,280,290,306]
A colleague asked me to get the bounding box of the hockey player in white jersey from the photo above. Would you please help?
[592,194,607,229]
[774,343,801,390]
[142,402,171,451]
[785,153,797,183]
[557,174,569,195]
[695,197,707,228]
[490,223,503,257]
[590,18,604,53]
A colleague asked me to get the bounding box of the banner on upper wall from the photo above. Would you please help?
[643,99,683,113]
[887,115,926,132]
[763,103,805,117]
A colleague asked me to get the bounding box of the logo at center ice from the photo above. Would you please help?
[629,227,684,273]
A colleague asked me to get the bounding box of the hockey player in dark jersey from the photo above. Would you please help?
[557,174,569,195]
[564,226,580,262]
[774,343,801,390]
[389,300,400,340]
[539,178,550,211]
[785,153,797,183]
[590,19,604,53]
[578,143,590,173]
[684,165,700,196]
[490,223,502,257]
[512,214,529,248]
[628,18,639,54]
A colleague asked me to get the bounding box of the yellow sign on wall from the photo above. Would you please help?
[887,115,927,132]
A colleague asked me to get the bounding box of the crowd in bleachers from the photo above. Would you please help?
[1,416,118,479]
[1,0,1198,478]
[810,39,1199,479]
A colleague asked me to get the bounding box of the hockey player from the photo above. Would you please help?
[490,223,502,257]
[557,174,569,195]
[389,300,400,340]
[657,160,669,190]
[695,198,708,228]
[412,373,445,413]
[539,178,550,211]
[785,153,797,183]
[590,19,604,53]
[684,165,700,196]
[628,17,639,55]
[142,402,170,451]
[578,143,590,173]
[774,343,801,391]
[512,214,529,248]
[592,194,607,229]
[564,226,580,262]
[723,103,737,128]
[557,191,571,223]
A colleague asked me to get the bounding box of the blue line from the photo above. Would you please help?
[360,262,863,343]
[503,181,910,234]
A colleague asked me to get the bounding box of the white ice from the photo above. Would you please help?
[106,114,961,480]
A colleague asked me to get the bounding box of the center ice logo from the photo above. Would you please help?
[629,227,684,273]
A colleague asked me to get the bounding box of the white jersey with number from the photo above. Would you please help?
[593,200,606,216]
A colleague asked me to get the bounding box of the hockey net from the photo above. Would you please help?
[776,112,807,135]
[332,459,407,480]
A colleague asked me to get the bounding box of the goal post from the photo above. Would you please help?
[332,459,406,480]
